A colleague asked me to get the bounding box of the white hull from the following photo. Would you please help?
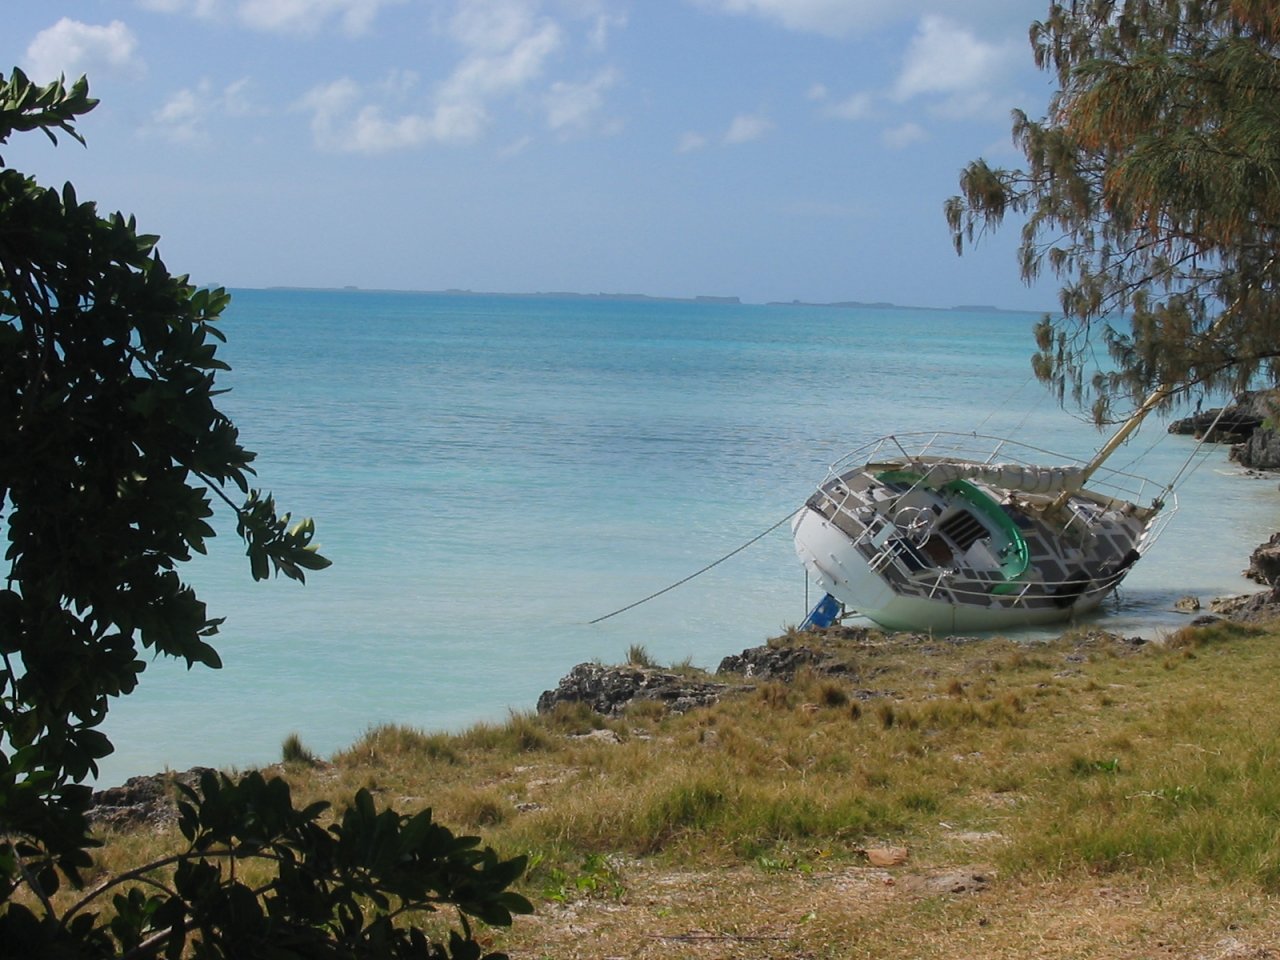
[793,433,1174,633]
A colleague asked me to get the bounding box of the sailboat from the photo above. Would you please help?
[792,401,1180,632]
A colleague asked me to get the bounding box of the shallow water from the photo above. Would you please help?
[95,290,1279,784]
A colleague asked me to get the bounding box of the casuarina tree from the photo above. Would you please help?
[946,0,1280,423]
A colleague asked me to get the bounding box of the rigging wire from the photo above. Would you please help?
[1112,424,1167,476]
[971,370,1046,435]
[588,509,800,625]
[1160,402,1232,497]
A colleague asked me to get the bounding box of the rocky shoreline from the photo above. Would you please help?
[92,561,1280,830]
[534,528,1280,720]
[92,584,1280,828]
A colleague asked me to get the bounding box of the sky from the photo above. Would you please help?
[2,1,1061,309]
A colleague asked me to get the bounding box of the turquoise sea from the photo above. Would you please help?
[96,289,1280,785]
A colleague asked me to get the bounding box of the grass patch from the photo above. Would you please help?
[625,644,657,667]
[280,732,317,766]
[335,723,460,766]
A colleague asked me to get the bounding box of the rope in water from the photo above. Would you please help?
[588,509,801,625]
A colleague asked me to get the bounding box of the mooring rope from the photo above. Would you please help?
[588,508,801,625]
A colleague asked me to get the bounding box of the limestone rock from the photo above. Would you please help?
[89,767,214,830]
[1169,389,1280,468]
[1167,391,1267,440]
[1174,595,1202,613]
[1245,532,1280,586]
[1231,425,1280,469]
[716,625,901,679]
[1211,586,1280,623]
[716,643,822,680]
[536,663,731,717]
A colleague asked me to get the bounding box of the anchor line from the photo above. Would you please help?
[588,509,801,625]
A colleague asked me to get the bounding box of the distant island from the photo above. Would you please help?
[265,286,741,306]
[766,298,1041,315]
[259,285,1048,314]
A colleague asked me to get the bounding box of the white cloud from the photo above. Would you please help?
[24,19,142,82]
[300,78,435,152]
[426,100,490,143]
[238,0,407,36]
[348,107,438,152]
[440,18,563,106]
[724,113,772,144]
[378,69,421,99]
[691,0,920,38]
[691,0,1026,38]
[151,76,261,142]
[586,11,627,51]
[892,15,1021,119]
[141,0,406,35]
[136,0,221,17]
[823,91,873,121]
[677,131,708,153]
[295,0,628,153]
[297,76,361,144]
[499,134,534,157]
[154,87,203,139]
[545,68,618,133]
[448,0,544,53]
[882,121,926,149]
[677,111,772,152]
[297,70,490,152]
[804,14,1022,133]
[221,77,260,116]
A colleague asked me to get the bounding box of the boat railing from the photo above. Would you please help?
[822,432,1171,509]
[810,516,1176,609]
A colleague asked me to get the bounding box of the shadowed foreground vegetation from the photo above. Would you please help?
[92,619,1280,958]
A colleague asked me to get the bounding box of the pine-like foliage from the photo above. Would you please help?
[946,0,1280,422]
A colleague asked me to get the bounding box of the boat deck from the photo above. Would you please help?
[805,465,1150,613]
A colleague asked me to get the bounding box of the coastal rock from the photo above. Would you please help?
[1167,392,1265,441]
[1210,586,1280,623]
[536,663,732,717]
[716,625,905,680]
[1174,595,1202,613]
[716,644,823,680]
[89,767,213,830]
[1209,530,1280,623]
[1231,424,1280,470]
[1168,389,1280,468]
[1246,532,1280,586]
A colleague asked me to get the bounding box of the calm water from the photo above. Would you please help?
[96,290,1279,784]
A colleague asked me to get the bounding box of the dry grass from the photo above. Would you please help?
[90,616,1280,958]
